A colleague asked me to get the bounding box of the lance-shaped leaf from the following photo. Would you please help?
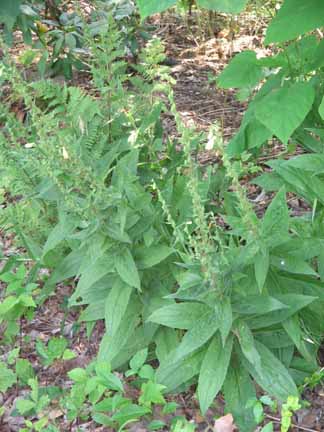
[171,310,220,363]
[105,279,133,336]
[148,302,211,329]
[198,333,233,414]
[242,341,298,401]
[114,247,141,290]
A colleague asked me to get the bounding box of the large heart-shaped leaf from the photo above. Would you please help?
[218,51,262,89]
[266,0,324,44]
[0,0,21,28]
[136,0,176,18]
[197,0,248,13]
[156,349,205,391]
[255,82,315,144]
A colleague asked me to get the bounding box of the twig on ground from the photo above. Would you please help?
[265,414,318,432]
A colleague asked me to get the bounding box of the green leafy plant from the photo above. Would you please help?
[64,358,154,429]
[36,337,75,366]
[171,418,196,432]
[136,0,249,18]
[16,378,51,431]
[0,361,17,393]
[302,368,324,390]
[0,263,38,342]
[280,396,301,432]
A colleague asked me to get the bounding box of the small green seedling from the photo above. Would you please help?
[171,418,196,432]
[36,337,75,366]
[0,264,38,341]
[16,378,50,431]
[281,396,301,432]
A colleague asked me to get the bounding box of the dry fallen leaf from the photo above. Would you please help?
[214,413,235,432]
[48,408,64,420]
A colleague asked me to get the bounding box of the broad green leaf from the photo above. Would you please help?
[7,348,20,365]
[62,349,76,360]
[283,316,313,362]
[244,118,272,151]
[232,295,288,315]
[156,348,205,392]
[218,51,262,89]
[0,296,18,315]
[170,311,219,363]
[49,247,85,284]
[19,294,36,308]
[105,279,132,336]
[112,404,151,424]
[16,399,35,415]
[72,254,115,305]
[318,249,324,282]
[139,381,166,407]
[248,294,317,329]
[256,330,294,349]
[319,96,324,120]
[67,368,87,383]
[135,245,173,269]
[262,188,289,246]
[42,217,78,256]
[236,322,261,373]
[264,159,324,205]
[79,301,105,322]
[283,154,324,174]
[136,0,176,18]
[99,299,141,362]
[47,337,68,359]
[148,302,211,329]
[148,420,167,430]
[0,361,16,392]
[273,237,324,261]
[254,248,269,292]
[198,333,233,414]
[0,0,21,28]
[215,298,232,346]
[111,323,156,369]
[95,362,124,392]
[114,248,141,290]
[242,341,298,401]
[253,172,284,192]
[260,423,274,432]
[223,363,256,431]
[92,412,113,427]
[265,0,324,44]
[155,327,179,363]
[255,82,315,144]
[70,273,116,306]
[197,0,248,13]
[130,348,148,372]
[271,255,318,277]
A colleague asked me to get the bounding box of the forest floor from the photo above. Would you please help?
[1,7,324,432]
